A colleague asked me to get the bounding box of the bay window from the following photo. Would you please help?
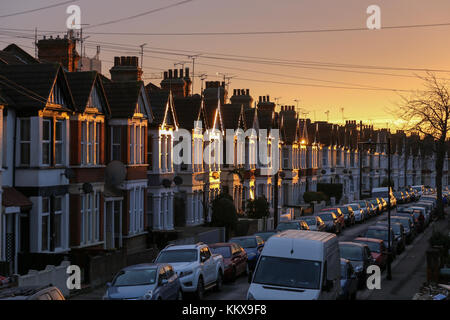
[19,118,30,165]
[41,197,50,251]
[80,191,100,245]
[81,120,101,165]
[42,119,51,165]
[129,186,145,234]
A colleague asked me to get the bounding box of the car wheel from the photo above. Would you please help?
[196,277,205,300]
[214,271,223,292]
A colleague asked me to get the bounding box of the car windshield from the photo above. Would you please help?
[355,241,380,253]
[318,213,334,221]
[302,217,317,225]
[339,245,363,261]
[253,256,321,290]
[276,222,300,231]
[112,268,157,287]
[339,207,349,214]
[230,238,257,248]
[156,249,198,263]
[255,232,276,241]
[210,246,231,258]
[378,223,401,235]
[349,204,359,211]
[365,229,388,241]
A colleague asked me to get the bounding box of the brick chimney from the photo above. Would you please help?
[257,94,276,112]
[109,56,143,82]
[160,67,191,98]
[230,88,253,110]
[37,35,80,72]
[203,81,227,108]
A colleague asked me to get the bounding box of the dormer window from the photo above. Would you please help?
[48,83,66,106]
[81,120,101,165]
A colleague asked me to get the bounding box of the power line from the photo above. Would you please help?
[84,0,196,29]
[0,0,79,19]
[79,21,450,36]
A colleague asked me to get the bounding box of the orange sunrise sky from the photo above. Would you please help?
[1,0,450,129]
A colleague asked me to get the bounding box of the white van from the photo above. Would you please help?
[246,230,340,300]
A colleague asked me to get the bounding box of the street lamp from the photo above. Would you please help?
[358,137,393,280]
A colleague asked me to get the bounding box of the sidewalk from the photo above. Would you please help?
[360,212,449,300]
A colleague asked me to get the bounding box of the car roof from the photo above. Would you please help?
[209,242,233,248]
[255,230,277,233]
[354,237,383,244]
[339,241,366,248]
[367,225,390,231]
[230,235,258,240]
[0,285,56,299]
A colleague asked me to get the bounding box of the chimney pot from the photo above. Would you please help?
[246,89,249,96]
[164,71,168,79]
[263,96,266,102]
[259,96,262,102]
[267,95,270,102]
[174,69,178,78]
[180,69,183,78]
[185,67,190,78]
[114,57,120,66]
[222,81,225,88]
[168,69,173,78]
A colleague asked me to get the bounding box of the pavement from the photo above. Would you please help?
[69,206,449,300]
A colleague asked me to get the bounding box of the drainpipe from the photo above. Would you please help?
[12,112,16,188]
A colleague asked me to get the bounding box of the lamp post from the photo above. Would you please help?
[358,137,392,280]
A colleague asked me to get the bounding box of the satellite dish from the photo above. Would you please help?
[63,168,76,180]
[105,161,127,187]
[82,182,93,194]
[173,176,183,186]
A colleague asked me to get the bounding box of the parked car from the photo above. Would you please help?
[0,285,65,300]
[338,205,355,226]
[339,258,358,300]
[389,216,415,244]
[339,242,374,289]
[353,237,387,270]
[155,243,224,299]
[347,203,365,222]
[369,199,383,214]
[321,207,346,229]
[254,230,278,242]
[315,212,341,233]
[356,200,371,218]
[378,198,388,211]
[394,212,417,236]
[376,221,406,253]
[103,263,181,300]
[409,205,430,227]
[393,191,406,204]
[367,203,377,217]
[229,236,265,271]
[276,220,310,232]
[210,243,248,282]
[363,226,398,259]
[247,230,341,300]
[301,216,326,232]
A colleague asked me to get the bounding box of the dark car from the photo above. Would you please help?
[338,205,355,226]
[393,191,406,204]
[389,216,415,244]
[210,243,248,282]
[104,263,182,300]
[339,258,358,300]
[0,285,65,300]
[394,213,417,236]
[276,220,310,232]
[339,242,374,289]
[301,216,326,231]
[321,207,346,229]
[363,226,398,259]
[228,236,264,271]
[376,221,406,254]
[315,212,341,233]
[353,237,388,270]
[254,230,278,242]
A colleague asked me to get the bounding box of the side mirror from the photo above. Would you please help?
[159,279,168,286]
[248,271,253,284]
[106,282,112,287]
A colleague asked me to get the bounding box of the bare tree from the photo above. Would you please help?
[398,73,449,217]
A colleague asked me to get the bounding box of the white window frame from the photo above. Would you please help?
[42,118,52,166]
[19,118,31,166]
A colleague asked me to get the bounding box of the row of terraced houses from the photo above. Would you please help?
[0,36,449,276]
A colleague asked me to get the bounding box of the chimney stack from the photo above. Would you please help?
[37,34,80,72]
[109,56,143,82]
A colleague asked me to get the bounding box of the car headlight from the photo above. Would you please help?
[247,292,255,300]
[179,270,194,278]
[143,290,153,300]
